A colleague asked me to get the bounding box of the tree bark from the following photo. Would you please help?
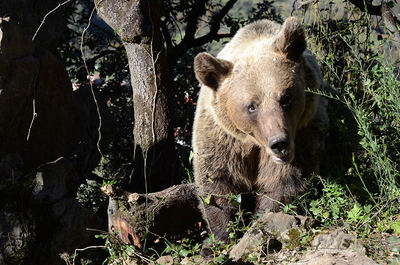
[95,0,178,192]
[101,183,202,248]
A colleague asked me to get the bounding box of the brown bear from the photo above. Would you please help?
[192,17,328,243]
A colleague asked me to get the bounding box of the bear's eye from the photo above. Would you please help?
[248,102,258,113]
[280,93,292,109]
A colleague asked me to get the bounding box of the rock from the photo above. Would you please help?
[180,255,206,265]
[110,256,139,265]
[30,157,106,265]
[258,213,314,239]
[229,228,266,262]
[230,213,315,262]
[33,157,77,201]
[290,249,378,265]
[155,255,174,265]
[0,9,112,265]
[0,153,35,265]
[0,209,34,265]
[311,229,365,253]
[0,19,78,169]
[289,229,375,265]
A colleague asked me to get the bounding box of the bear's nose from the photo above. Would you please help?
[268,134,290,156]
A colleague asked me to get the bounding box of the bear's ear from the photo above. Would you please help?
[194,52,233,90]
[272,17,306,61]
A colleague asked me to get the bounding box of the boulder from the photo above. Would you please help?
[230,212,315,262]
[0,19,78,169]
[0,153,34,265]
[0,17,111,265]
[290,249,377,265]
[31,157,105,265]
[311,229,365,253]
[290,229,377,265]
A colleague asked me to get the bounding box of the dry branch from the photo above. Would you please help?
[102,183,202,248]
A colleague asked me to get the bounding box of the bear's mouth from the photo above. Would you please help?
[271,151,293,164]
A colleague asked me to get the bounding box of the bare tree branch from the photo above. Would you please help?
[85,49,121,67]
[192,33,233,47]
[188,0,238,49]
[32,0,73,41]
[160,18,173,50]
[182,0,207,44]
[169,0,238,65]
[208,0,237,34]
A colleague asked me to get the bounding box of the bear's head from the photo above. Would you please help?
[194,17,320,164]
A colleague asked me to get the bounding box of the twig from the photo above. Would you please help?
[32,0,73,41]
[86,227,108,233]
[80,7,103,156]
[26,99,37,141]
[72,245,105,265]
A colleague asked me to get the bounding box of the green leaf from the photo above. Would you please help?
[229,194,241,207]
[347,204,362,222]
[322,211,330,219]
[392,222,400,235]
[164,245,172,254]
[202,195,211,205]
[179,249,191,257]
[215,254,226,263]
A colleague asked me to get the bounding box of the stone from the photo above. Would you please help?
[311,229,365,253]
[290,249,377,265]
[30,157,106,265]
[0,10,111,265]
[155,255,174,265]
[289,229,376,265]
[180,255,206,265]
[0,19,78,169]
[0,152,34,264]
[33,157,76,201]
[230,213,315,262]
[0,209,34,265]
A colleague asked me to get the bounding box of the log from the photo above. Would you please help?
[101,183,202,248]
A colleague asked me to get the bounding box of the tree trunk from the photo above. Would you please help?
[102,183,202,248]
[95,0,178,192]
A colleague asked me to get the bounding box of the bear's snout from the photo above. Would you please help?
[268,133,293,163]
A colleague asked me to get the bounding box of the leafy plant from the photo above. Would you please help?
[163,237,202,259]
[309,180,351,226]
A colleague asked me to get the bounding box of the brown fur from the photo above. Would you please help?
[192,17,328,242]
